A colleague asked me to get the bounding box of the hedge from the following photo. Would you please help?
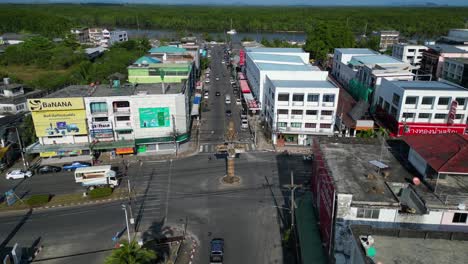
[26,194,51,207]
[89,187,113,199]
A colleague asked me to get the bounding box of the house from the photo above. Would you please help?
[0,79,42,114]
[392,44,428,69]
[70,28,90,44]
[442,58,468,88]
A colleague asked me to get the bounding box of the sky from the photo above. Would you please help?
[1,0,467,6]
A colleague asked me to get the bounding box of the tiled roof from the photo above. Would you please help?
[404,134,468,173]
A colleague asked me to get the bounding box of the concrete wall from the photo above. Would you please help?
[441,211,468,226]
[408,148,428,178]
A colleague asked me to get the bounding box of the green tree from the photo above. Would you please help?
[20,115,37,147]
[105,240,156,264]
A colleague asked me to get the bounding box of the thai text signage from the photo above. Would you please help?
[398,123,466,136]
[92,122,112,130]
[32,110,87,137]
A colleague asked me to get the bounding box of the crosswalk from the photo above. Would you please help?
[199,143,257,153]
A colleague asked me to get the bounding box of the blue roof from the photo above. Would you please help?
[134,56,161,64]
[391,81,466,91]
[148,46,187,53]
[249,53,304,64]
[349,55,404,65]
[245,47,304,53]
[257,62,317,71]
[335,48,379,55]
[271,80,338,89]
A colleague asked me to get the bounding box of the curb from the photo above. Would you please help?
[188,237,198,264]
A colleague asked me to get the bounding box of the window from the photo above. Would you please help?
[277,122,287,128]
[307,94,319,102]
[422,97,434,105]
[323,94,335,102]
[278,94,289,101]
[292,94,304,102]
[390,107,398,118]
[3,106,12,111]
[452,213,467,223]
[402,112,415,118]
[306,110,318,115]
[90,102,108,113]
[356,208,380,219]
[321,110,333,116]
[408,49,415,52]
[116,116,130,121]
[392,93,401,105]
[438,97,450,105]
[277,109,288,115]
[113,101,130,108]
[405,96,417,104]
[291,122,302,128]
[383,101,390,112]
[435,114,447,119]
[93,117,108,122]
[291,110,303,115]
[418,113,431,119]
[455,114,464,120]
[117,130,132,135]
[456,97,466,106]
[16,104,25,111]
[305,123,316,128]
[320,124,331,128]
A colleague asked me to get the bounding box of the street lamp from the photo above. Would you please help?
[121,204,131,243]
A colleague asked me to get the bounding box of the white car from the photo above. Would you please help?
[205,79,210,84]
[6,170,33,180]
[216,77,220,81]
[236,98,241,105]
[221,61,225,64]
[204,92,209,99]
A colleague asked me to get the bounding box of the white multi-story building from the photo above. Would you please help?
[245,48,327,112]
[392,44,428,68]
[442,57,468,88]
[331,48,379,88]
[264,77,339,145]
[374,79,468,136]
[244,47,310,63]
[100,29,128,48]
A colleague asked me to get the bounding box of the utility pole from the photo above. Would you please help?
[122,204,131,243]
[9,127,27,170]
[284,171,302,229]
[172,115,178,157]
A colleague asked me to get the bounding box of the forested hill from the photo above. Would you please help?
[0,4,467,38]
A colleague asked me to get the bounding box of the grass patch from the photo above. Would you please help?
[0,65,71,82]
[89,187,113,199]
[25,194,51,207]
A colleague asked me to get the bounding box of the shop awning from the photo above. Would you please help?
[116,147,134,154]
[243,93,261,110]
[238,72,246,80]
[240,80,250,93]
[135,133,190,144]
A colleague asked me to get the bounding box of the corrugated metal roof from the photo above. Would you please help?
[392,81,467,91]
[349,55,404,65]
[335,48,379,55]
[256,62,316,71]
[271,80,338,89]
[248,53,304,64]
[148,46,187,53]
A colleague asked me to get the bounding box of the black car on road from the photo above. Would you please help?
[37,165,62,174]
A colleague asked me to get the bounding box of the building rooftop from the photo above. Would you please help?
[271,80,338,89]
[446,57,468,64]
[335,48,379,55]
[256,62,318,71]
[0,90,43,105]
[350,225,468,264]
[404,134,468,174]
[320,139,413,204]
[349,55,404,66]
[134,56,161,65]
[391,80,467,91]
[248,53,305,64]
[245,47,304,53]
[426,44,467,54]
[148,46,187,54]
[45,83,185,98]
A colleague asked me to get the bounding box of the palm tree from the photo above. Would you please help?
[105,240,157,264]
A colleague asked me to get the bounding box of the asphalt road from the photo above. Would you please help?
[199,45,251,145]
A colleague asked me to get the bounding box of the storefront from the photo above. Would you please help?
[136,133,190,153]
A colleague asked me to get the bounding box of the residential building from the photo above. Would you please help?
[392,44,428,68]
[100,29,128,48]
[310,137,468,263]
[375,30,400,50]
[264,77,339,145]
[0,79,42,114]
[245,48,326,112]
[148,46,194,64]
[374,79,468,136]
[88,28,103,45]
[26,81,192,157]
[438,29,468,45]
[442,58,468,88]
[331,48,379,89]
[349,55,414,103]
[70,28,90,44]
[420,44,468,80]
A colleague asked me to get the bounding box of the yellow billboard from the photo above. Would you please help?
[32,110,87,137]
[28,97,84,111]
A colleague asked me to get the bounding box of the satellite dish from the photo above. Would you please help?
[412,177,421,185]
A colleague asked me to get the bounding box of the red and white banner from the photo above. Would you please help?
[448,100,458,125]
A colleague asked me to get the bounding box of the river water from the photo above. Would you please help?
[120,28,306,42]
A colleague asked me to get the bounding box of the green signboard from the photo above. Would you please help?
[139,107,170,128]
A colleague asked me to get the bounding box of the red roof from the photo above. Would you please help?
[240,80,251,93]
[404,134,468,173]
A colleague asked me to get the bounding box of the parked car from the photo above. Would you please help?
[225,109,232,117]
[215,91,221,96]
[204,91,209,99]
[236,98,241,105]
[205,79,210,83]
[230,80,236,85]
[62,162,91,171]
[216,77,220,81]
[37,165,62,174]
[6,170,33,180]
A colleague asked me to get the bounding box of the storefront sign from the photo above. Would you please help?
[32,110,87,137]
[139,107,170,128]
[28,98,84,111]
[92,122,112,130]
[398,122,466,136]
[91,129,114,139]
[116,147,134,155]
